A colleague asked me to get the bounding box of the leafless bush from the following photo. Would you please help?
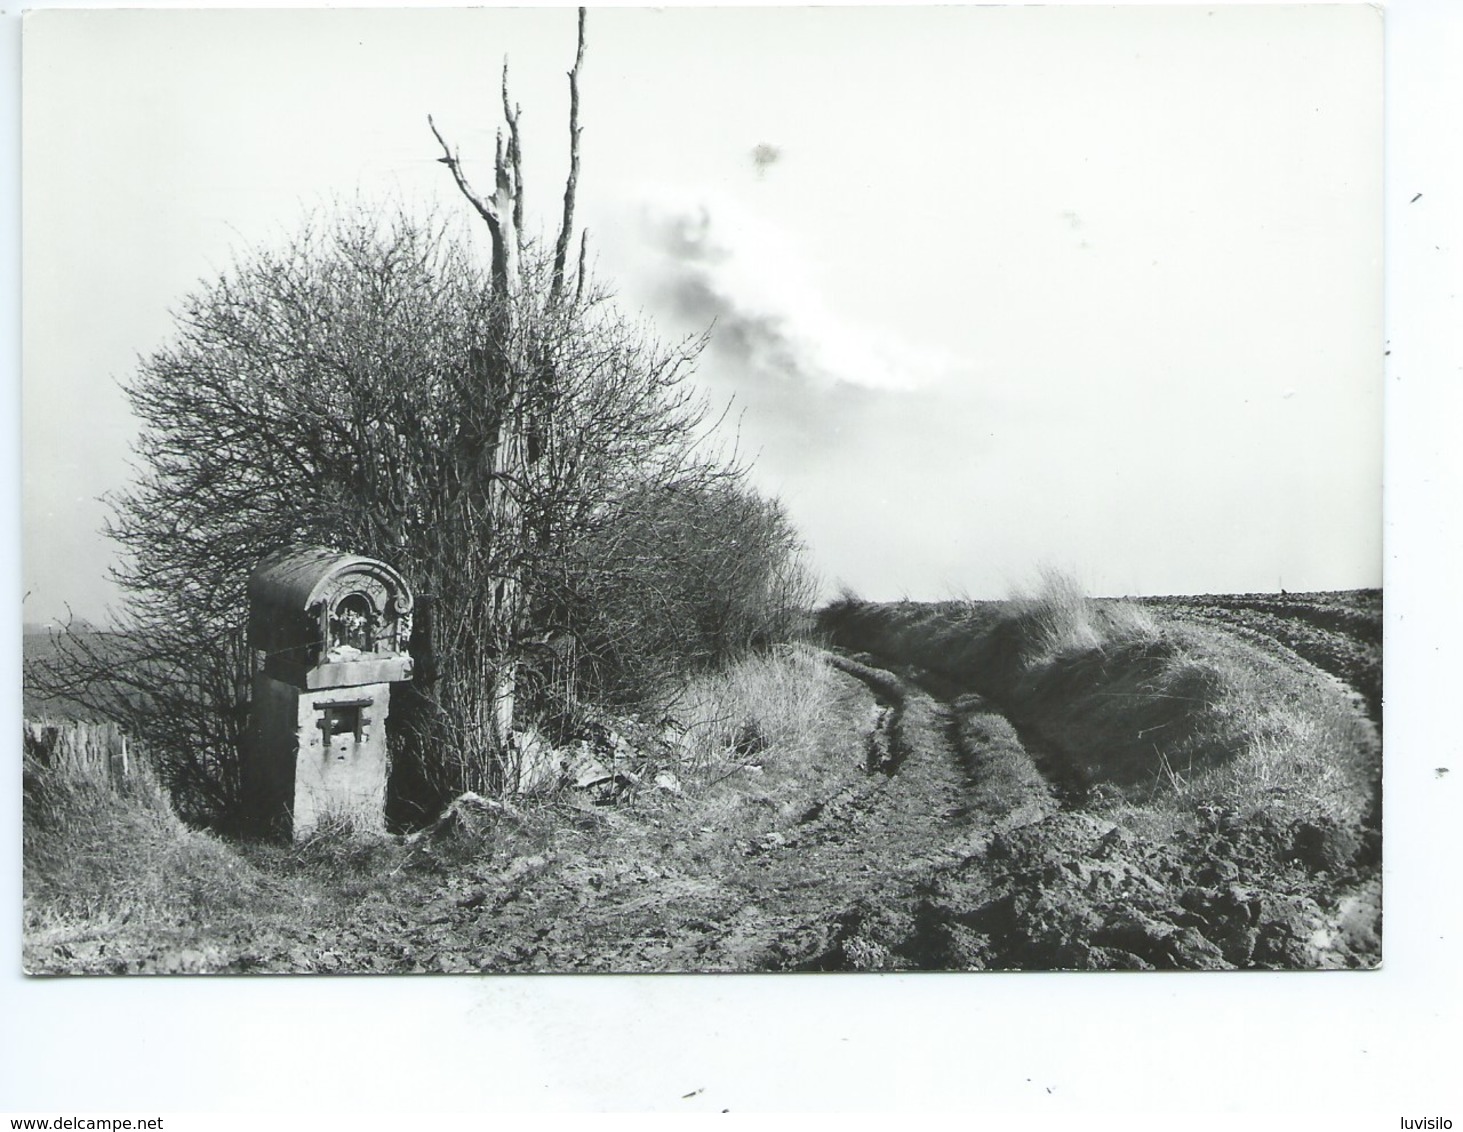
[554,479,818,711]
[28,210,807,822]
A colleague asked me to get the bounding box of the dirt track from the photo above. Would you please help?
[25,603,1382,974]
[231,657,1014,973]
[178,645,1372,974]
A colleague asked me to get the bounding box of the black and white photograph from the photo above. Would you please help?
[20,4,1384,979]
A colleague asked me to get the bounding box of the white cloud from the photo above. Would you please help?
[606,189,956,395]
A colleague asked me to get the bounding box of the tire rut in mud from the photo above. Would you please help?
[791,649,1381,972]
[225,639,1379,973]
[759,652,1058,971]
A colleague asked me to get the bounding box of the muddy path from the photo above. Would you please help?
[449,655,1037,973]
[717,654,1058,970]
[30,645,1378,974]
[209,654,1067,974]
[252,646,1352,975]
[793,649,1383,972]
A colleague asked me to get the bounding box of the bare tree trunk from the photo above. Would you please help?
[428,7,587,786]
[551,7,587,307]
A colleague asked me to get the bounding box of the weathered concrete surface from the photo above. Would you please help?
[247,675,392,840]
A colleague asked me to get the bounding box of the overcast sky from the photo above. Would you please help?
[22,4,1382,625]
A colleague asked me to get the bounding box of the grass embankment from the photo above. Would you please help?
[819,572,1381,848]
[22,721,270,971]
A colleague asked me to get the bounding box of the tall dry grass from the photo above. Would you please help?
[665,643,841,776]
[1004,567,1162,663]
[23,720,265,949]
[655,641,873,837]
[1152,630,1380,827]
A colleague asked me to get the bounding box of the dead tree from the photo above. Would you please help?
[427,7,588,762]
